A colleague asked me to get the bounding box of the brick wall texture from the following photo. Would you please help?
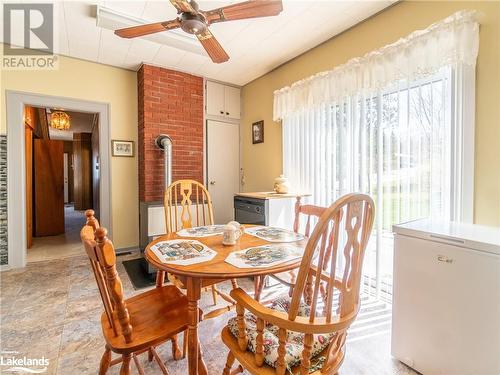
[138,64,204,202]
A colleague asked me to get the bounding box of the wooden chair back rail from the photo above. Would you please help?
[82,211,118,336]
[164,180,214,233]
[293,199,327,237]
[96,228,133,343]
[81,211,133,343]
[232,194,375,374]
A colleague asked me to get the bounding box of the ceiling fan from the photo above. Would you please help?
[114,0,283,63]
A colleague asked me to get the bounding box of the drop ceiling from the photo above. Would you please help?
[5,1,395,86]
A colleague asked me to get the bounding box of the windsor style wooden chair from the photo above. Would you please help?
[156,179,239,317]
[254,198,326,302]
[81,210,200,375]
[221,193,375,375]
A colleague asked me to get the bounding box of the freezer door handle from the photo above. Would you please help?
[430,234,465,245]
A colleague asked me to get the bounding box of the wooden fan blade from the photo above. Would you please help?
[115,19,180,38]
[196,29,229,64]
[170,0,196,14]
[203,0,283,24]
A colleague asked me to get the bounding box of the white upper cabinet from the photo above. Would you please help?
[206,80,240,120]
[224,85,240,120]
[206,81,225,117]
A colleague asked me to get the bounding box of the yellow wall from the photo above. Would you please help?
[0,53,139,248]
[241,1,500,226]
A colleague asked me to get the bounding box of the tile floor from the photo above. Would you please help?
[28,205,86,263]
[0,251,417,375]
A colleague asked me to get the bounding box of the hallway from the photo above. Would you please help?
[28,205,86,263]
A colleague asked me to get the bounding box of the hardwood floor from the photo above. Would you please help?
[0,252,417,375]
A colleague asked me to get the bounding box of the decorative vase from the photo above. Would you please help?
[273,174,290,194]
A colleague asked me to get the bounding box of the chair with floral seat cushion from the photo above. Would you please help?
[221,193,375,375]
[227,296,335,372]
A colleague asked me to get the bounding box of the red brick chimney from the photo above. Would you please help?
[137,64,204,202]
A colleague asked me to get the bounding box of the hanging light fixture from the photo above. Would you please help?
[50,111,71,130]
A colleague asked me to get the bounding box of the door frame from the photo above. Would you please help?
[6,90,112,269]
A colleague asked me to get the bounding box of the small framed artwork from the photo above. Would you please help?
[252,120,264,144]
[112,140,134,157]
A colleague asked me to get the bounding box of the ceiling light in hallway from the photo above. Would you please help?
[50,111,71,130]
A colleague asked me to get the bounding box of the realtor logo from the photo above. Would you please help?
[3,3,57,69]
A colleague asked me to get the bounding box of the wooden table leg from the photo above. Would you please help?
[186,277,207,375]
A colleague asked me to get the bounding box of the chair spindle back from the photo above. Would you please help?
[290,194,374,323]
[233,194,375,375]
[164,179,214,233]
[80,211,133,343]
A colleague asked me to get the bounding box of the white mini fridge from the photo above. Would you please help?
[392,219,500,375]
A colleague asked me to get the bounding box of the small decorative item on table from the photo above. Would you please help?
[177,225,226,237]
[225,244,304,268]
[252,120,264,144]
[150,239,217,265]
[245,226,304,243]
[222,221,244,246]
[111,140,134,157]
[273,174,290,194]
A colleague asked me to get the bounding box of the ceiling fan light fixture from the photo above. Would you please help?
[113,0,283,64]
[180,13,207,35]
[50,111,71,131]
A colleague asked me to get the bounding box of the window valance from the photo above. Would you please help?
[273,10,479,121]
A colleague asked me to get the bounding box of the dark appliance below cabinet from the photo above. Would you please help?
[234,196,268,225]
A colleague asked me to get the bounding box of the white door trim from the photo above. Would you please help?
[5,90,112,269]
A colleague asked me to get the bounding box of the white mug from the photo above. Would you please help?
[222,222,244,246]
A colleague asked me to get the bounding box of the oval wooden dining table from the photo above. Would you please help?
[144,226,307,375]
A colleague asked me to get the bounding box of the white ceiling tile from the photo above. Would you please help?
[141,0,178,22]
[64,1,102,58]
[126,39,161,63]
[53,2,70,55]
[98,28,131,65]
[43,0,394,85]
[103,1,146,16]
[175,50,211,73]
[152,45,187,68]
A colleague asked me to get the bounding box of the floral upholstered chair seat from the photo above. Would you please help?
[228,295,334,372]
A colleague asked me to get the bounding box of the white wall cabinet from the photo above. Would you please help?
[206,81,240,120]
[223,85,240,119]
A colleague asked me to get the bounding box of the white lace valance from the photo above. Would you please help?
[273,10,479,121]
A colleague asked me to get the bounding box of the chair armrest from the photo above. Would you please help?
[230,288,356,335]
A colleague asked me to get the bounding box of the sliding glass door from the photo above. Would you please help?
[283,68,453,298]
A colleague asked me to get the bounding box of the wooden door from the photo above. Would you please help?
[73,133,93,210]
[207,120,240,224]
[34,139,64,236]
[224,85,240,119]
[206,81,225,117]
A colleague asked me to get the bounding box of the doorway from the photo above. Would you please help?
[24,106,100,262]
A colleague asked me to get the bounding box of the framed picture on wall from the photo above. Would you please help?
[111,140,134,157]
[252,120,264,144]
